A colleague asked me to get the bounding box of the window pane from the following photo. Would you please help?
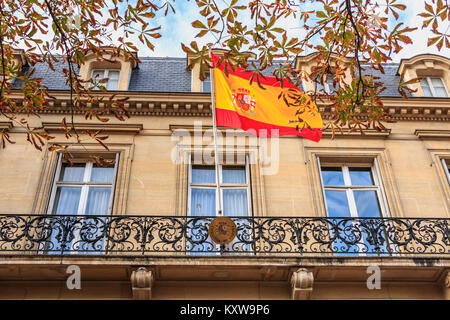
[321,167,345,185]
[222,166,246,184]
[421,79,432,96]
[202,73,211,93]
[349,167,374,186]
[92,70,104,79]
[353,190,382,218]
[324,190,351,218]
[108,70,120,80]
[91,164,115,182]
[190,189,216,216]
[223,189,248,216]
[53,187,82,214]
[59,163,85,182]
[85,187,111,215]
[106,79,119,90]
[192,166,216,184]
[430,77,444,87]
[434,87,448,97]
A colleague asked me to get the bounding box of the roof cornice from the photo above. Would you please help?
[5,91,450,121]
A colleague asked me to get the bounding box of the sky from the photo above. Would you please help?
[130,0,447,62]
[13,1,448,62]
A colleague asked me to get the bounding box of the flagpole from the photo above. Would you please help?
[209,50,223,216]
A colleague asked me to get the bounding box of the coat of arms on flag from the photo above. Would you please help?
[232,88,256,113]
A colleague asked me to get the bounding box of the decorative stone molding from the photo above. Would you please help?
[130,267,155,300]
[290,268,314,300]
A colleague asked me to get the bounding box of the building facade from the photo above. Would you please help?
[0,50,449,299]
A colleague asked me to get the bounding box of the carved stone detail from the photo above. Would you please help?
[131,267,155,300]
[290,268,314,300]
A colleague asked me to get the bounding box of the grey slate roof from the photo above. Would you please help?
[13,56,404,97]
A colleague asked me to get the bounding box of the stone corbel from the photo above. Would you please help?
[131,267,155,300]
[290,268,314,300]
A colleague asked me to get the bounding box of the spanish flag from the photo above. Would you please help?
[212,53,322,141]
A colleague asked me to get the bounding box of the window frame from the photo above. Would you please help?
[421,76,449,97]
[91,69,120,91]
[47,153,119,217]
[314,74,337,95]
[187,155,252,217]
[317,158,391,219]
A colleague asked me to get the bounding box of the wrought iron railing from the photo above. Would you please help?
[0,214,448,256]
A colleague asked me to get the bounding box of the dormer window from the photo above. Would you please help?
[295,53,352,94]
[78,47,138,91]
[397,54,450,98]
[91,69,120,90]
[420,77,448,97]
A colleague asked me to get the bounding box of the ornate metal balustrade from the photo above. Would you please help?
[0,214,448,256]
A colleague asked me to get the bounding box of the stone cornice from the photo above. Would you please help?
[322,128,391,138]
[0,121,13,130]
[42,122,143,134]
[415,129,450,139]
[6,90,450,120]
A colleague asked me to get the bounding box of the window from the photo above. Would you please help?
[318,160,390,254]
[315,75,337,94]
[319,165,387,219]
[188,164,251,217]
[420,77,448,97]
[45,154,119,253]
[91,69,120,90]
[188,162,252,253]
[202,72,211,93]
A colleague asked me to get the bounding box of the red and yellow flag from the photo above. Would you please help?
[212,53,322,141]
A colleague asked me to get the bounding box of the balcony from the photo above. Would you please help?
[0,214,448,256]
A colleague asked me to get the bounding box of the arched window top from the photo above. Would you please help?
[397,54,450,75]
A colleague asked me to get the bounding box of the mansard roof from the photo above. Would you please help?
[12,56,409,98]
